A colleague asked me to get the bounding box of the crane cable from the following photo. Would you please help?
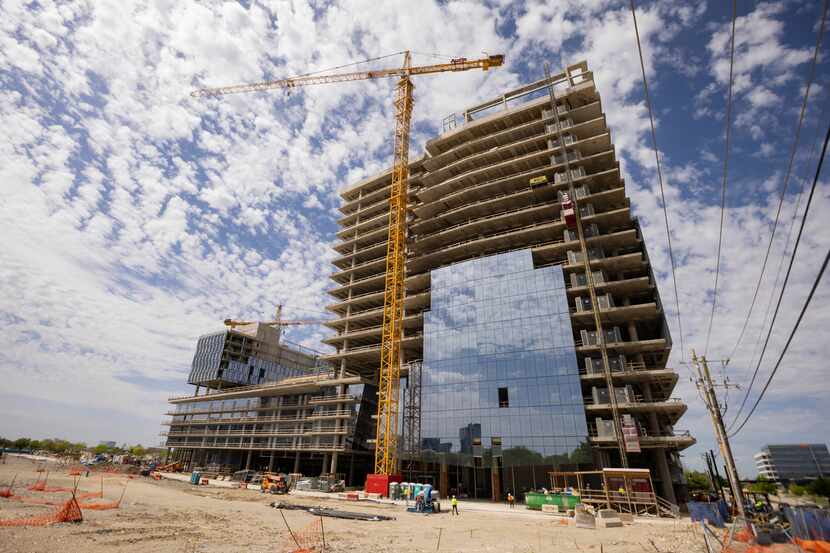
[724,0,829,364]
[726,0,828,429]
[629,0,687,363]
[729,117,830,437]
[704,0,737,357]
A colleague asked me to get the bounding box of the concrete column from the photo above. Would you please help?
[627,321,639,342]
[654,448,677,504]
[268,451,275,472]
[322,454,330,475]
[330,452,339,475]
[245,449,252,470]
[640,384,661,435]
[293,452,301,474]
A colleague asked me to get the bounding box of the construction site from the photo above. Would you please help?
[164,59,694,515]
[4,4,830,551]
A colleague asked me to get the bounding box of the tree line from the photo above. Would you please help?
[0,436,150,458]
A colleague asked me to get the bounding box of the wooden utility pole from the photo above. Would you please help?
[692,350,747,522]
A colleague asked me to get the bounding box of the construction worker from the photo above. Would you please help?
[507,492,515,509]
[404,484,411,506]
[451,495,459,516]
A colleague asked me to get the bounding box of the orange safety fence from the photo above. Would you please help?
[80,482,128,511]
[0,496,83,527]
[0,474,16,498]
[9,495,61,506]
[795,539,830,553]
[283,517,324,553]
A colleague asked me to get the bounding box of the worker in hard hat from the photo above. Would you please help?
[451,495,459,516]
[507,492,515,509]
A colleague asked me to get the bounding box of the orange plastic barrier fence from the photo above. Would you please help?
[796,539,830,553]
[286,517,324,553]
[9,495,61,506]
[78,500,120,511]
[0,497,83,527]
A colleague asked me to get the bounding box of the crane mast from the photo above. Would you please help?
[375,52,413,476]
[192,51,504,479]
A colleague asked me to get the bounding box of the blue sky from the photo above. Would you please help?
[1,0,828,476]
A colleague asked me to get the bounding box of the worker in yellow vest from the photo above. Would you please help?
[451,495,459,516]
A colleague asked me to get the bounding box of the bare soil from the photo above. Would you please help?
[0,455,705,552]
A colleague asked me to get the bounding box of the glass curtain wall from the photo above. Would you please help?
[419,249,590,499]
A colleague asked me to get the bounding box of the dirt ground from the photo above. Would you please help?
[0,455,706,552]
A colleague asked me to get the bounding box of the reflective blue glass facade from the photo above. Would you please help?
[418,250,590,496]
[188,331,314,387]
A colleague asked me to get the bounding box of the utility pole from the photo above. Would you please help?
[692,350,747,522]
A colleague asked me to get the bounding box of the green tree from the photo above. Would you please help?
[807,478,830,498]
[685,470,712,491]
[789,483,808,496]
[750,475,777,494]
[93,444,110,455]
[129,445,146,458]
[13,438,31,450]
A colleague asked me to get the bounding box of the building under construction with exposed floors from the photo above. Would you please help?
[163,61,694,504]
[324,60,693,503]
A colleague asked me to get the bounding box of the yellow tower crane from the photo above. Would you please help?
[192,50,504,479]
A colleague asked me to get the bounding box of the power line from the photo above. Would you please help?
[728,168,806,430]
[629,0,686,362]
[725,0,829,363]
[727,103,826,431]
[725,0,828,428]
[729,116,830,438]
[704,0,737,357]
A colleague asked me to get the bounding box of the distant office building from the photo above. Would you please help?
[755,444,830,481]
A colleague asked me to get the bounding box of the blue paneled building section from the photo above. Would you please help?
[187,330,316,388]
[417,249,590,498]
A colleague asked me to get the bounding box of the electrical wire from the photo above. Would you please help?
[726,103,825,431]
[629,0,687,362]
[725,0,828,427]
[704,0,737,357]
[728,117,830,437]
[724,0,829,363]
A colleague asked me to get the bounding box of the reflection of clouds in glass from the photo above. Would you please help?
[419,249,588,458]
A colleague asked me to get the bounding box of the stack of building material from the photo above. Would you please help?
[596,509,623,528]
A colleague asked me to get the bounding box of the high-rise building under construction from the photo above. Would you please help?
[324,61,694,503]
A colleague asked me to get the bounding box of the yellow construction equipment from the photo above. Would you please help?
[192,51,504,479]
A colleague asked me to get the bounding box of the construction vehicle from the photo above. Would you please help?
[261,473,289,495]
[155,461,183,472]
[192,50,504,486]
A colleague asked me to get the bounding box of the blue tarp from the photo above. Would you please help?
[784,507,830,541]
[688,501,727,528]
